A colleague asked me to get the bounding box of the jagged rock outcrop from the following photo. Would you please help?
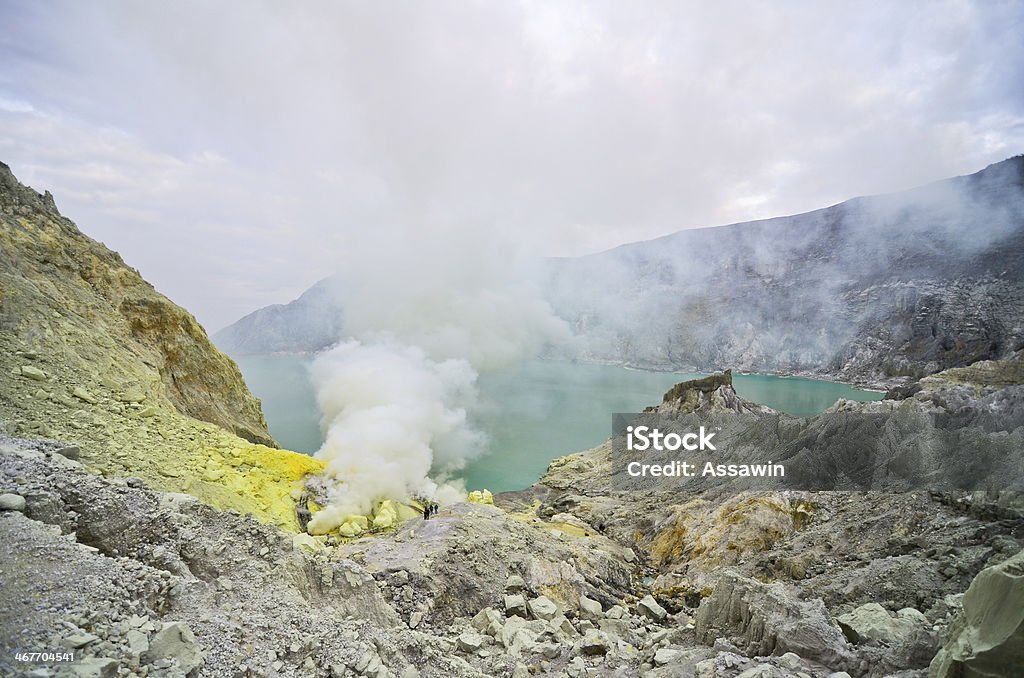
[531,361,1024,675]
[650,369,776,415]
[0,161,274,446]
[0,162,325,530]
[929,547,1024,677]
[694,571,856,671]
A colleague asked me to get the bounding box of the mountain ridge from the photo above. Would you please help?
[214,155,1024,385]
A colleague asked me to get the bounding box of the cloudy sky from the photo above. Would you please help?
[1,0,1022,329]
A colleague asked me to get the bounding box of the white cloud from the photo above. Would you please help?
[0,0,1021,327]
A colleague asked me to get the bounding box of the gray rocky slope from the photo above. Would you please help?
[544,155,1024,384]
[213,157,1024,388]
[2,358,1022,677]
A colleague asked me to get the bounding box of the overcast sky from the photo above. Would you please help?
[1,1,1022,330]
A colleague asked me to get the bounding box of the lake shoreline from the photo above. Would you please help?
[231,354,886,493]
[537,355,894,393]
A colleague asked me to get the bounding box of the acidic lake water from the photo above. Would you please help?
[233,356,884,493]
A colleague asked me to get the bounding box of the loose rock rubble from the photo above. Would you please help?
[2,424,1020,677]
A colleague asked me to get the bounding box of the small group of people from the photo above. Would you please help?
[422,502,440,520]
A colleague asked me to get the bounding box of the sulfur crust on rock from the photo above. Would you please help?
[647,493,813,571]
[0,161,327,533]
[467,489,494,505]
[193,441,326,530]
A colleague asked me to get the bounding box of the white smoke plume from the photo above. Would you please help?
[306,234,568,534]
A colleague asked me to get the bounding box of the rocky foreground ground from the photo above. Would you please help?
[1,356,1022,677]
[2,162,1022,676]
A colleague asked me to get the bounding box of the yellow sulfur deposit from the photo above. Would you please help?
[467,489,494,504]
[292,533,326,552]
[188,439,326,532]
[337,513,370,537]
[372,499,399,529]
[314,499,424,538]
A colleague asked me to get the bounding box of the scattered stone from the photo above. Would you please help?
[654,647,682,665]
[72,386,98,404]
[777,652,802,669]
[736,666,777,678]
[579,595,603,620]
[203,468,225,481]
[19,365,47,381]
[138,406,157,418]
[143,621,202,675]
[119,387,146,403]
[0,493,27,512]
[549,614,578,640]
[504,593,528,618]
[528,595,559,621]
[500,616,542,655]
[606,604,626,619]
[70,658,118,678]
[575,628,610,655]
[565,656,586,678]
[62,632,99,648]
[126,628,149,654]
[637,594,668,622]
[352,648,384,677]
[472,607,504,636]
[505,574,526,591]
[456,632,486,653]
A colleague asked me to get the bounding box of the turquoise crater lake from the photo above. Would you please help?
[232,356,884,493]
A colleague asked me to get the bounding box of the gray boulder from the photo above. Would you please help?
[837,603,937,668]
[575,628,611,656]
[528,595,559,621]
[456,632,487,653]
[505,574,526,591]
[19,365,46,381]
[472,607,503,636]
[637,594,668,622]
[930,548,1024,676]
[504,593,528,618]
[695,571,854,671]
[499,616,543,654]
[0,493,26,512]
[653,647,683,665]
[143,621,203,676]
[70,658,118,678]
[126,628,149,654]
[579,595,603,620]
